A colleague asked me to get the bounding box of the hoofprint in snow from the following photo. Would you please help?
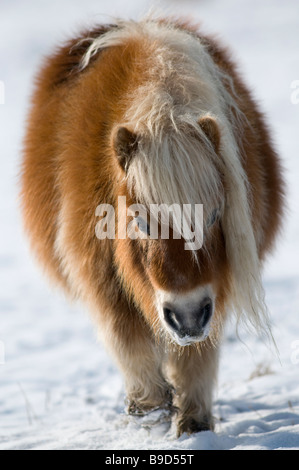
[0,0,299,450]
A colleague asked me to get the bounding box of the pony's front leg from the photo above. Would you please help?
[166,341,219,436]
[124,340,173,416]
[100,310,172,415]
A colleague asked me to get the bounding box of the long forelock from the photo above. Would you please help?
[126,127,224,239]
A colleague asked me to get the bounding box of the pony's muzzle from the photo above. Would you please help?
[163,297,213,342]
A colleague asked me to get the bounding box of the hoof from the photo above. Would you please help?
[127,400,152,416]
[127,386,176,417]
[177,416,214,437]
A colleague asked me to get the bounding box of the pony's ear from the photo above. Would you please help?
[112,126,139,172]
[198,116,221,154]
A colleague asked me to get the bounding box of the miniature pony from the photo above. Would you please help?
[21,18,284,435]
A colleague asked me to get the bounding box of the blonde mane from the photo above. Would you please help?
[81,18,272,340]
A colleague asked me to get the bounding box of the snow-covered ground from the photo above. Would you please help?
[0,0,299,450]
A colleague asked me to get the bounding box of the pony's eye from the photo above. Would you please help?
[135,216,150,236]
[207,209,220,228]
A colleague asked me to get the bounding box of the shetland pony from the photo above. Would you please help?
[21,18,284,436]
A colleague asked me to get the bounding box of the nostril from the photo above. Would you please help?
[200,299,212,328]
[163,307,180,332]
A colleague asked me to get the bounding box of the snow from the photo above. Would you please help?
[0,0,299,450]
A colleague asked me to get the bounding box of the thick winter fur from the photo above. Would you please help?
[21,18,284,436]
